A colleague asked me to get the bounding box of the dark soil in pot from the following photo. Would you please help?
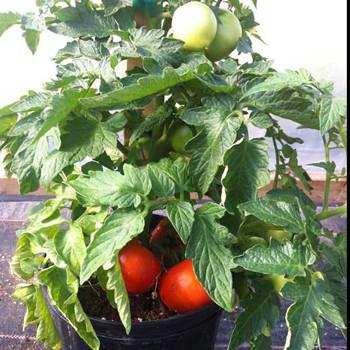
[78,283,176,322]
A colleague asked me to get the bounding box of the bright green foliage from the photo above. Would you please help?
[1,0,347,349]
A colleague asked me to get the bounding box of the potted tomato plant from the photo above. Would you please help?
[0,0,347,349]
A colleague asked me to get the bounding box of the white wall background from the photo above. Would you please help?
[0,0,347,176]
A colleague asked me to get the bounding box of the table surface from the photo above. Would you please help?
[0,199,347,350]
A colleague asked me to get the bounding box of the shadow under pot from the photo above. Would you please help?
[43,287,222,350]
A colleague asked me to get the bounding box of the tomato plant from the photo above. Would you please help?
[1,0,346,349]
[119,240,161,294]
[159,259,212,313]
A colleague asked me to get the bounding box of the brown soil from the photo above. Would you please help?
[78,284,176,323]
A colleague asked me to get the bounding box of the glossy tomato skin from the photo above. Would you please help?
[159,259,212,313]
[119,240,161,294]
[172,1,217,51]
[170,124,193,154]
[205,9,242,61]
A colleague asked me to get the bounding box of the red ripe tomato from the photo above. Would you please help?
[159,259,212,313]
[119,240,161,294]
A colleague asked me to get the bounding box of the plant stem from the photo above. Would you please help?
[315,203,347,221]
[337,121,347,155]
[272,134,280,188]
[322,136,331,211]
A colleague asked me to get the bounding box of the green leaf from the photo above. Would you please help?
[147,163,176,197]
[35,90,84,141]
[244,89,319,129]
[243,69,312,97]
[23,30,41,54]
[41,116,115,186]
[120,27,183,70]
[228,281,280,349]
[10,233,36,280]
[35,288,62,350]
[186,203,234,312]
[80,54,212,109]
[283,276,346,350]
[13,284,38,328]
[0,12,20,37]
[182,95,241,194]
[11,92,51,113]
[102,0,130,16]
[234,240,315,278]
[249,111,274,129]
[223,138,270,213]
[0,115,17,136]
[49,3,118,38]
[319,96,346,135]
[70,165,151,208]
[250,334,272,350]
[238,198,304,234]
[13,285,62,350]
[166,200,195,243]
[156,157,194,193]
[97,257,131,334]
[38,266,99,350]
[80,209,145,284]
[54,224,87,276]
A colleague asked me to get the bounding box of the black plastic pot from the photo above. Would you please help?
[47,296,222,350]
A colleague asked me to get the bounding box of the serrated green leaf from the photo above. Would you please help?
[234,240,315,277]
[80,209,145,284]
[228,281,280,349]
[80,54,212,109]
[238,198,304,233]
[35,90,84,141]
[49,3,117,38]
[119,27,183,69]
[147,163,175,197]
[223,138,270,213]
[243,69,312,97]
[41,116,115,186]
[166,200,194,243]
[69,165,151,208]
[182,95,242,194]
[283,277,346,350]
[0,12,20,37]
[38,266,99,350]
[54,224,86,276]
[319,96,346,135]
[11,92,52,113]
[186,203,234,312]
[97,257,131,334]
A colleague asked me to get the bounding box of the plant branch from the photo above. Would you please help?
[272,133,280,188]
[315,203,347,221]
[337,121,347,155]
[322,136,331,211]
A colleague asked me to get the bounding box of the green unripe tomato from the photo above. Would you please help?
[265,274,290,293]
[172,1,217,51]
[205,8,242,61]
[265,229,292,242]
[170,125,193,154]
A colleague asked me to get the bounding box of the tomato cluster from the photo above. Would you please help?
[172,1,242,61]
[118,219,212,313]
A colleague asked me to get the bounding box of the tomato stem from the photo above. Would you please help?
[315,203,347,221]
